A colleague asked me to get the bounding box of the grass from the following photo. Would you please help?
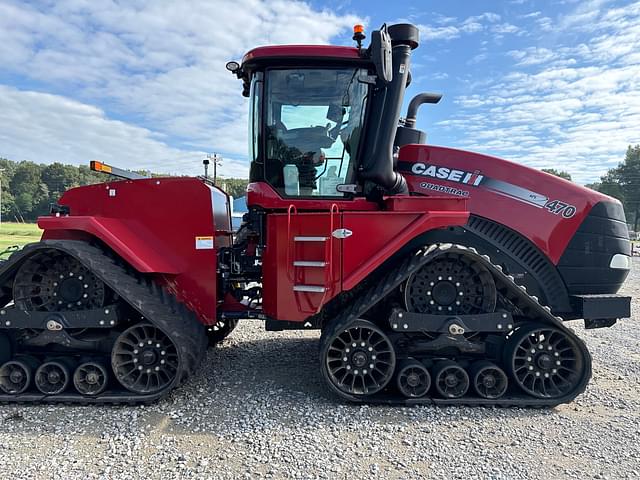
[0,222,42,255]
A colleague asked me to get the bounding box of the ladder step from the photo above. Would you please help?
[293,261,327,267]
[293,285,327,293]
[294,236,327,242]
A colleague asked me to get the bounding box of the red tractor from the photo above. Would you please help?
[0,24,631,405]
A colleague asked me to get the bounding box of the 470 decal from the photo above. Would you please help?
[544,200,576,218]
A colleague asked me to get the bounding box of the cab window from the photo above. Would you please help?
[263,68,368,197]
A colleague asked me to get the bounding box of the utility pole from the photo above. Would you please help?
[203,153,222,185]
[213,153,222,186]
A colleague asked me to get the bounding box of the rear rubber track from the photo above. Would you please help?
[0,240,208,404]
[320,243,592,407]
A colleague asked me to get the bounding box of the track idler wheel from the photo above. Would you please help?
[321,319,396,397]
[74,361,109,396]
[505,323,588,399]
[112,323,179,395]
[206,319,239,346]
[434,360,469,398]
[0,357,39,394]
[470,361,508,399]
[35,359,73,395]
[396,359,431,398]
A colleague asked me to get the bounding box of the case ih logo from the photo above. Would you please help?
[409,163,484,186]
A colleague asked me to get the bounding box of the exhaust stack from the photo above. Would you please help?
[359,24,419,195]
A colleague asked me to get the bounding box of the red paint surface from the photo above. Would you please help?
[39,178,226,325]
[261,195,468,322]
[246,182,379,211]
[400,145,615,264]
[242,45,361,65]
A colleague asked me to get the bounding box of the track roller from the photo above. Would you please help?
[396,359,431,398]
[74,361,109,396]
[35,359,74,395]
[433,360,469,398]
[321,319,396,397]
[470,361,508,399]
[0,357,39,394]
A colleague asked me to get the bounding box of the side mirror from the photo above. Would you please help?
[370,26,392,84]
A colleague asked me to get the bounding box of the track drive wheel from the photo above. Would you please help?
[206,319,239,346]
[112,323,179,395]
[404,252,496,315]
[13,250,106,312]
[321,319,396,398]
[505,323,588,399]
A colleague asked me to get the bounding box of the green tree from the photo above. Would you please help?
[219,178,249,198]
[541,168,572,181]
[591,145,640,230]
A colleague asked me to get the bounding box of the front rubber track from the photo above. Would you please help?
[320,243,592,407]
[0,240,208,404]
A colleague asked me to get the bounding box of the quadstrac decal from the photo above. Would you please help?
[419,182,469,197]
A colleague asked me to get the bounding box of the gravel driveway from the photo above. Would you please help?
[1,262,639,479]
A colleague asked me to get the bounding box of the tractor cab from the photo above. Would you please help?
[229,24,424,202]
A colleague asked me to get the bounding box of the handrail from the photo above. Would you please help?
[316,203,339,313]
[286,204,298,283]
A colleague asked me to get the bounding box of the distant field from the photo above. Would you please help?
[0,222,41,254]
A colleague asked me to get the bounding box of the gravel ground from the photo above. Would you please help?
[1,263,639,479]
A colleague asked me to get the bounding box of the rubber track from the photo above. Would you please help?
[0,240,208,404]
[320,243,592,407]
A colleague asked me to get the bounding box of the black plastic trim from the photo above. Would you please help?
[558,201,631,294]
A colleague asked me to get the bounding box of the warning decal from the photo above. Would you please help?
[195,236,214,250]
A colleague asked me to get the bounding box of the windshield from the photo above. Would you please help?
[263,68,368,197]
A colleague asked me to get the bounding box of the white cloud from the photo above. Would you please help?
[441,1,640,184]
[0,0,360,174]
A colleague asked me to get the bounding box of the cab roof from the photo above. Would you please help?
[241,45,364,67]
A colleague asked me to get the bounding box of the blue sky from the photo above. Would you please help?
[0,0,638,184]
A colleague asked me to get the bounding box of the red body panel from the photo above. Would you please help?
[39,178,229,325]
[399,145,615,264]
[246,182,379,211]
[259,189,468,322]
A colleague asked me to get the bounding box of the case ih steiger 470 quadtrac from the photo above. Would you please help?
[0,24,631,406]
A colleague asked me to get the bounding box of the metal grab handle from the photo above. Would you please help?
[316,203,339,313]
[286,204,298,283]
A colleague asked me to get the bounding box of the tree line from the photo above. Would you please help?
[2,146,638,227]
[0,158,249,222]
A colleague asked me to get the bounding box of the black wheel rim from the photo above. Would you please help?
[13,251,106,312]
[0,360,32,394]
[35,361,70,395]
[404,253,496,315]
[74,362,109,395]
[325,320,396,396]
[435,364,469,398]
[397,362,431,398]
[473,365,508,399]
[508,325,585,399]
[112,323,179,394]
